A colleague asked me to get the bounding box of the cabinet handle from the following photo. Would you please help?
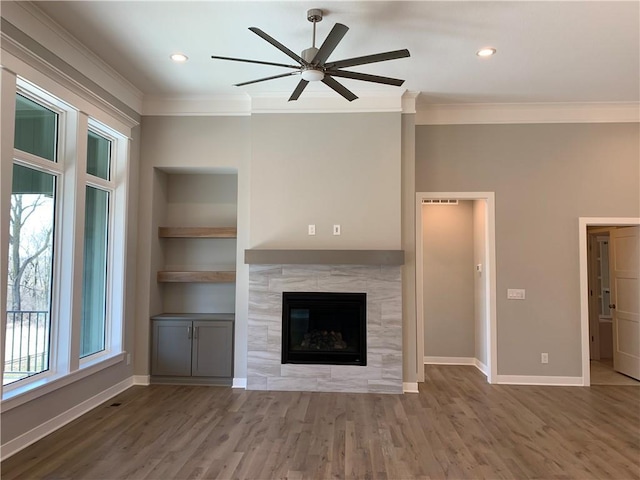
[187,326,192,339]
[194,326,199,340]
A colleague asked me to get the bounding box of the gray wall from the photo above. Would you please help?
[422,200,475,357]
[416,123,640,377]
[250,113,402,249]
[136,116,250,380]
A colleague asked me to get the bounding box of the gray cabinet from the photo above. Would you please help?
[151,314,234,384]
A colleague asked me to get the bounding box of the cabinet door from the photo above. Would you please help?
[192,321,233,377]
[151,320,192,376]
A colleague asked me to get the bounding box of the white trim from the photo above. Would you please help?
[475,359,489,376]
[416,102,640,125]
[1,1,143,112]
[496,375,583,386]
[254,91,405,114]
[403,382,419,393]
[132,375,150,386]
[579,217,640,387]
[423,356,489,376]
[2,46,137,133]
[232,377,247,389]
[424,356,476,365]
[0,376,133,461]
[401,91,419,114]
[415,192,498,384]
[143,95,251,116]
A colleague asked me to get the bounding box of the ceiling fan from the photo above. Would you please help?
[211,9,410,102]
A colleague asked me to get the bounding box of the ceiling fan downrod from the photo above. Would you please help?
[301,8,324,80]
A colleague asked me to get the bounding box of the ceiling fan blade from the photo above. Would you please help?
[326,70,405,87]
[211,55,300,70]
[325,49,410,69]
[312,23,349,66]
[288,80,309,101]
[249,27,307,66]
[322,76,358,102]
[235,71,300,87]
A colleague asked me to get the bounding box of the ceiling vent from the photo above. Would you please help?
[422,199,459,205]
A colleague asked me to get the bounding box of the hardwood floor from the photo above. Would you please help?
[591,359,640,386]
[2,365,639,479]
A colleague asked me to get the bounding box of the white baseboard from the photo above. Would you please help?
[232,377,247,389]
[496,375,584,386]
[424,356,476,365]
[425,356,489,377]
[403,382,419,393]
[132,375,150,385]
[475,359,489,376]
[1,377,134,461]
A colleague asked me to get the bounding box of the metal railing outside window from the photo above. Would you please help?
[4,310,50,385]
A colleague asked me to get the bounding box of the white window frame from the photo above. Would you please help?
[79,120,126,367]
[1,75,129,406]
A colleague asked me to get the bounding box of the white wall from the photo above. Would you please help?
[250,113,402,249]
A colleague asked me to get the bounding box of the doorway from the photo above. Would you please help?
[415,192,497,383]
[579,217,640,386]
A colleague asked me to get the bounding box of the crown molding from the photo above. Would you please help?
[416,102,640,125]
[143,90,414,116]
[250,90,406,114]
[143,95,252,116]
[2,1,143,113]
[1,34,139,132]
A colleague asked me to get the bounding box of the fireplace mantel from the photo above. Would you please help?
[244,249,404,266]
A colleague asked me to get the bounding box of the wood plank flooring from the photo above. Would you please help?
[2,365,639,479]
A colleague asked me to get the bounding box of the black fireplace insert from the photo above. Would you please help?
[281,292,366,366]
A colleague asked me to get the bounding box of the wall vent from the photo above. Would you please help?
[422,199,459,205]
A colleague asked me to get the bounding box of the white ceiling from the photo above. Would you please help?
[31,1,640,106]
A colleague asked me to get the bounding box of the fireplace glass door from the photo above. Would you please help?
[282,292,366,366]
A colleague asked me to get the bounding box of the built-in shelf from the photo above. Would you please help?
[157,271,236,283]
[159,226,237,238]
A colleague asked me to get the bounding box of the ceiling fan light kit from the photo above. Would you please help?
[211,8,410,101]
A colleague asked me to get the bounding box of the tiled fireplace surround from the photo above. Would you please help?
[247,251,403,394]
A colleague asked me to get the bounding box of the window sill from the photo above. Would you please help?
[1,352,125,412]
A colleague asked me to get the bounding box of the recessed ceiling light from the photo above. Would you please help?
[170,53,188,63]
[476,47,496,58]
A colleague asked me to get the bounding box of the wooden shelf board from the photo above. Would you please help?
[159,227,237,238]
[157,271,236,283]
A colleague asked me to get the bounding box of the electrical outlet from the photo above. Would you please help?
[333,224,341,235]
[507,288,526,300]
[126,353,131,365]
[541,353,548,364]
[308,224,316,235]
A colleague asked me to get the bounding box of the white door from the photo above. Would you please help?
[611,226,640,380]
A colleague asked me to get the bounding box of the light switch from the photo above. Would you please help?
[507,288,526,300]
[308,224,316,235]
[333,224,341,235]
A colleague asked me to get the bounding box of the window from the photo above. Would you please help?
[3,79,129,398]
[5,93,60,386]
[81,130,112,358]
[5,165,56,385]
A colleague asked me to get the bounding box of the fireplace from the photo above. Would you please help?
[282,292,366,366]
